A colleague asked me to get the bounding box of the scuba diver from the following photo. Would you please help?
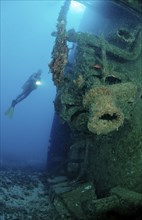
[5,69,42,118]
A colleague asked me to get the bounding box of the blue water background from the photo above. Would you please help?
[0,0,84,169]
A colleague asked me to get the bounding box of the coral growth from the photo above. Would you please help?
[49,1,71,86]
[83,82,138,135]
[83,86,124,135]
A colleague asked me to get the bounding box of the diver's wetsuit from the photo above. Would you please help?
[10,70,41,108]
[11,89,35,108]
[5,70,42,117]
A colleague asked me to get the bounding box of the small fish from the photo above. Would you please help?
[92,64,102,69]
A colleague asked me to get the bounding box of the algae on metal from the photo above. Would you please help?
[49,0,71,86]
[49,1,142,218]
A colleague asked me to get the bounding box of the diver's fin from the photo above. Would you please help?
[5,107,14,118]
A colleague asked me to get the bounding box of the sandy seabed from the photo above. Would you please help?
[0,169,58,220]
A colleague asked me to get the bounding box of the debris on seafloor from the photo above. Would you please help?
[47,175,142,220]
[0,170,59,220]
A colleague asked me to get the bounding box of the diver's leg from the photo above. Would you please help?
[5,99,17,118]
[15,91,26,102]
[5,89,33,118]
[15,90,32,103]
[11,99,18,108]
